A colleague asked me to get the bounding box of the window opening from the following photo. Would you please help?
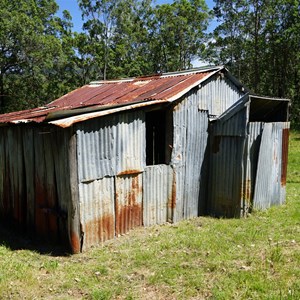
[146,110,169,165]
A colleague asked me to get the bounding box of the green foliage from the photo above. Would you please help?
[206,0,300,128]
[149,0,210,72]
[77,0,211,79]
[0,0,79,112]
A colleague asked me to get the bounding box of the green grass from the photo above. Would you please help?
[0,132,299,299]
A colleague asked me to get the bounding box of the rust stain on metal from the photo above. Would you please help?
[84,214,115,243]
[0,70,215,124]
[168,174,177,210]
[155,73,209,100]
[212,136,221,153]
[70,230,81,254]
[117,169,142,176]
[245,179,251,202]
[281,128,289,186]
[167,170,176,223]
[115,176,142,236]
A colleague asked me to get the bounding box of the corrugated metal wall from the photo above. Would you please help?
[253,122,290,210]
[198,75,244,116]
[79,177,115,249]
[208,95,290,217]
[0,125,75,249]
[208,136,246,217]
[115,173,143,236]
[143,165,174,226]
[76,111,145,249]
[171,91,209,222]
[208,105,249,217]
[76,111,145,181]
[242,122,263,213]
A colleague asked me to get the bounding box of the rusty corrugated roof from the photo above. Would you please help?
[0,66,223,125]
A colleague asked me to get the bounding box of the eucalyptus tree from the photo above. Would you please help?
[109,0,153,78]
[0,0,76,112]
[207,0,300,127]
[150,0,211,72]
[78,0,120,80]
[78,0,211,78]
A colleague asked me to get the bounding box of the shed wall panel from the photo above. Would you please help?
[115,113,145,175]
[143,165,173,226]
[22,128,35,230]
[253,122,290,210]
[0,125,73,245]
[0,131,4,216]
[79,177,115,250]
[76,111,145,182]
[198,76,244,116]
[242,122,263,214]
[115,173,143,236]
[209,136,245,217]
[213,107,248,137]
[34,129,58,240]
[171,91,209,222]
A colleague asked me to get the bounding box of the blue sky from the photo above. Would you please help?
[56,0,215,32]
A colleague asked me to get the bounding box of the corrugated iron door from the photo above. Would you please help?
[115,173,143,236]
[1,127,26,226]
[242,122,263,215]
[253,122,289,209]
[79,177,115,250]
[34,130,60,242]
[143,165,174,226]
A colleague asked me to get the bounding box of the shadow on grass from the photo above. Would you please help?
[0,222,70,256]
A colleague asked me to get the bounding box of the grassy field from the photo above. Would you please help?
[0,132,299,299]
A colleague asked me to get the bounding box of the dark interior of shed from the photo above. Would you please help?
[249,97,290,122]
[145,107,173,166]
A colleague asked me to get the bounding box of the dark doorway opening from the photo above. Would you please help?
[146,110,169,165]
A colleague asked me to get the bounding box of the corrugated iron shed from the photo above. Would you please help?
[208,94,290,217]
[0,65,290,253]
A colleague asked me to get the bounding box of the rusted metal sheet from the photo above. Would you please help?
[67,131,82,253]
[171,91,209,222]
[253,122,290,210]
[0,124,75,249]
[0,106,56,124]
[49,99,162,128]
[198,74,245,116]
[0,67,222,125]
[281,127,289,186]
[50,72,212,108]
[115,173,142,236]
[76,111,145,182]
[79,176,115,250]
[143,165,173,226]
